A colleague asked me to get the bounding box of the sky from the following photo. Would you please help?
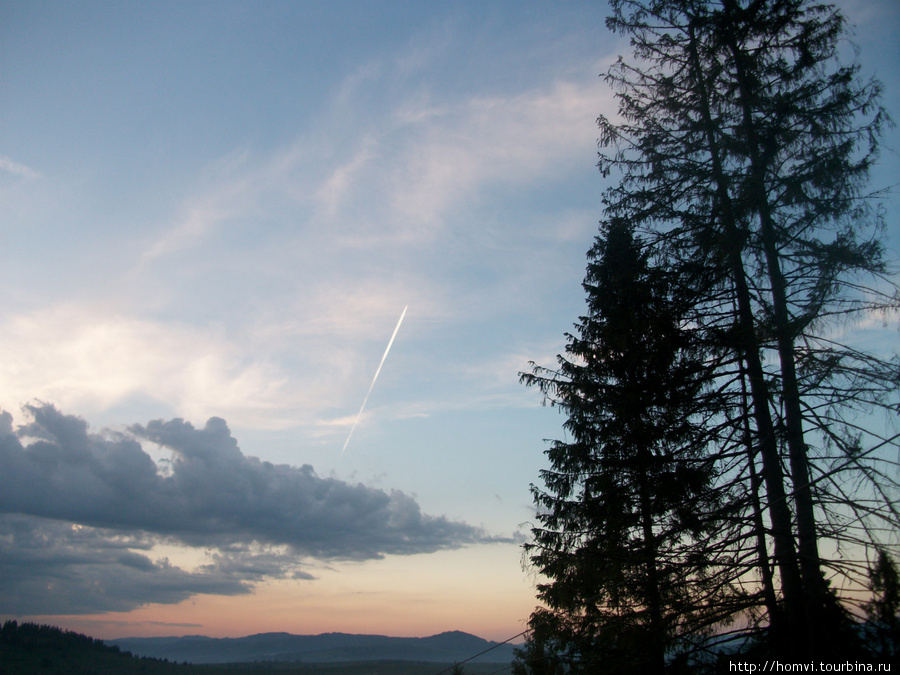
[1,0,899,645]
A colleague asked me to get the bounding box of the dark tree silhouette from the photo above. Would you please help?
[864,549,900,660]
[518,0,899,667]
[517,220,733,673]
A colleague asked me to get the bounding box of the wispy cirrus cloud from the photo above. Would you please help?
[139,69,611,261]
[0,155,41,179]
[383,81,611,231]
[19,75,608,432]
[2,40,614,443]
[0,77,604,432]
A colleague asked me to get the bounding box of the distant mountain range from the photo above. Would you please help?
[108,630,518,665]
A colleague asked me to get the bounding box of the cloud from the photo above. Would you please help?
[0,306,295,428]
[312,78,613,249]
[138,68,611,261]
[382,81,610,231]
[0,155,41,179]
[0,404,491,558]
[138,149,262,262]
[0,50,613,437]
[0,404,500,614]
[0,294,432,436]
[0,514,252,615]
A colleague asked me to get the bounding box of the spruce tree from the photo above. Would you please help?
[518,219,729,673]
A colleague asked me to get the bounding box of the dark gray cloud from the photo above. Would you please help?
[1,403,489,558]
[0,403,500,615]
[0,514,252,614]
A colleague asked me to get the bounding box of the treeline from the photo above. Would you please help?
[513,0,900,672]
[0,621,500,674]
[0,620,184,674]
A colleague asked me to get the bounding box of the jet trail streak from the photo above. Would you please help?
[341,305,408,455]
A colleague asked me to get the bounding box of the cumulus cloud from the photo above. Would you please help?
[0,404,499,614]
[1,403,490,557]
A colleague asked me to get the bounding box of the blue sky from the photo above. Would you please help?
[1,0,898,642]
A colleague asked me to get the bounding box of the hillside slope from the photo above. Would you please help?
[109,630,516,665]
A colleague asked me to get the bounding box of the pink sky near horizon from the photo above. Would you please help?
[5,546,535,643]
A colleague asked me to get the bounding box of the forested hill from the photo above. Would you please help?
[0,620,184,674]
[108,630,516,664]
[0,621,516,673]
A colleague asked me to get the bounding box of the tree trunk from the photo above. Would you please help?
[686,20,808,657]
[719,2,829,648]
[740,356,782,639]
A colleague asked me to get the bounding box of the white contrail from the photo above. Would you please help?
[341,305,408,455]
